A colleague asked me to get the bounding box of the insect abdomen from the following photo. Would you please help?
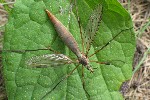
[45,9,81,58]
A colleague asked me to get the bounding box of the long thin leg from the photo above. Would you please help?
[2,46,71,63]
[41,64,80,100]
[74,0,90,96]
[82,65,85,88]
[90,60,110,65]
[90,60,125,65]
[2,47,60,54]
[82,65,90,98]
[74,0,85,53]
[89,27,133,58]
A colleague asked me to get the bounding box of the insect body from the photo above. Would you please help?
[2,0,135,100]
[44,9,94,72]
[26,3,103,99]
[27,3,103,72]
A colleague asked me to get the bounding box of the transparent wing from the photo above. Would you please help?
[26,54,73,67]
[84,4,103,55]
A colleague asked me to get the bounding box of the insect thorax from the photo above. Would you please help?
[78,54,94,73]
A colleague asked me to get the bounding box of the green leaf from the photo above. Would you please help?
[3,0,135,100]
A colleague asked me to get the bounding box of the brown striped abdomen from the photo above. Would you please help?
[45,9,82,58]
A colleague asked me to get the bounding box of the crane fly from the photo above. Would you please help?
[25,2,104,99]
[27,7,99,72]
[24,2,132,99]
[2,0,133,99]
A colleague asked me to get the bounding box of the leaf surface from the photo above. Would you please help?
[3,0,135,100]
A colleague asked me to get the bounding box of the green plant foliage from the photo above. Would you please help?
[3,0,135,100]
[0,0,12,13]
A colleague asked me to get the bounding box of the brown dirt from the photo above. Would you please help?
[119,0,150,100]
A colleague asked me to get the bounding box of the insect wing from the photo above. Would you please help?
[84,4,103,54]
[26,54,73,68]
